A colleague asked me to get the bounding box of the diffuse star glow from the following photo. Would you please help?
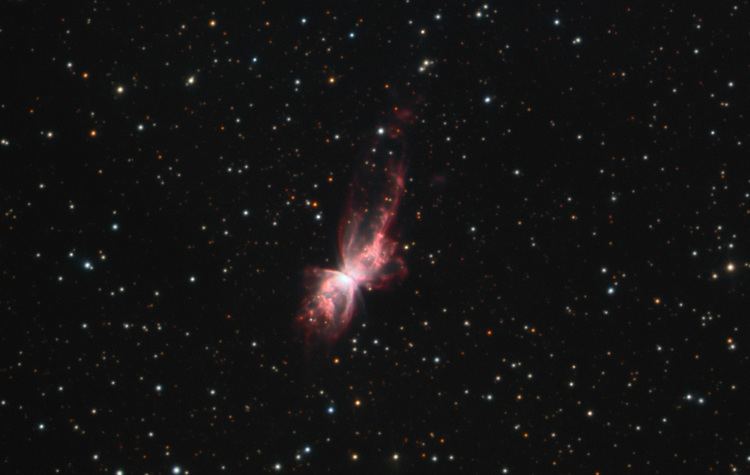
[297,154,407,343]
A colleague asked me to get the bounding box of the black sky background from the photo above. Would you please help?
[1,1,749,473]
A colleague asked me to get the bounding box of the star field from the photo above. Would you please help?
[2,1,750,473]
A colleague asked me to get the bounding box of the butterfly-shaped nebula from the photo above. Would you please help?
[297,131,408,343]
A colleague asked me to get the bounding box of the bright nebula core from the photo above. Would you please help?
[297,130,408,343]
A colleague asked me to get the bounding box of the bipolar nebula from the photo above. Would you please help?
[297,109,412,343]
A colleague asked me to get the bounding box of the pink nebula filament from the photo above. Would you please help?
[297,160,407,342]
